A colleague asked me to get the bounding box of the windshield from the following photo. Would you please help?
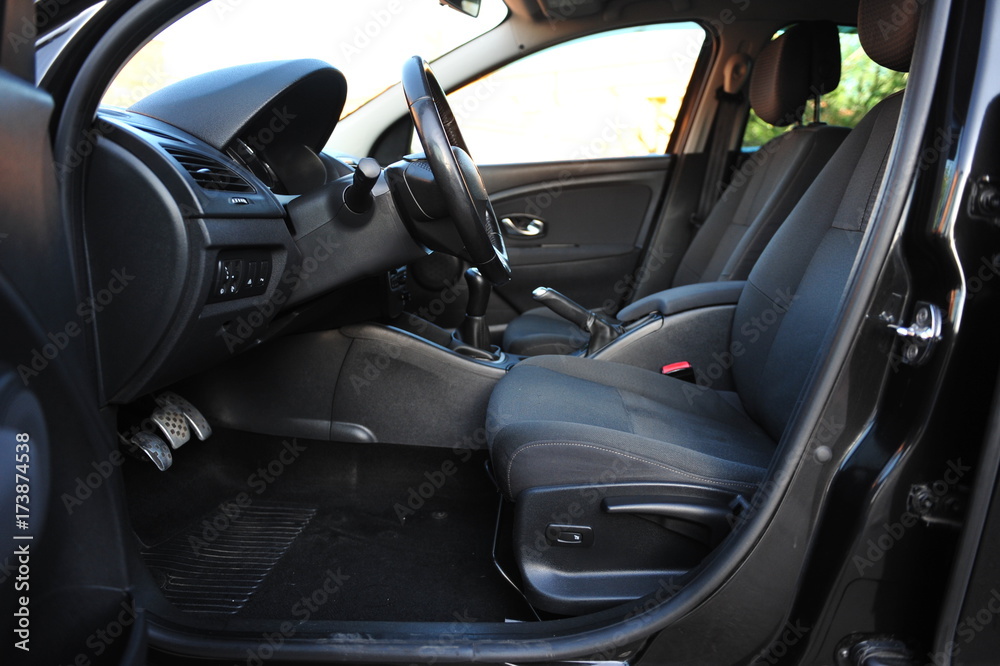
[102,0,508,116]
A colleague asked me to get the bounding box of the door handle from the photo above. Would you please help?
[500,215,546,238]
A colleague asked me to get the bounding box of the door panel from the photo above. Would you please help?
[481,156,673,316]
[0,57,144,665]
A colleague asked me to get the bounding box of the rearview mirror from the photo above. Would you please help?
[439,0,481,18]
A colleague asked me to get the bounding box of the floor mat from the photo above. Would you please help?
[142,501,316,614]
[128,431,529,622]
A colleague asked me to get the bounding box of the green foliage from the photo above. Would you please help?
[742,30,908,148]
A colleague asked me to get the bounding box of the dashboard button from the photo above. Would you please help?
[245,261,257,289]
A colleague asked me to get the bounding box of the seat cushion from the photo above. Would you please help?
[487,355,777,499]
[502,307,590,356]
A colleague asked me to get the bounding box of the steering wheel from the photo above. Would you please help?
[401,57,511,286]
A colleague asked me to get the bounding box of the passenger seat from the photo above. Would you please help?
[503,21,850,356]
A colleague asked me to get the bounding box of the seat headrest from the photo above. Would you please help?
[858,0,921,72]
[749,21,842,127]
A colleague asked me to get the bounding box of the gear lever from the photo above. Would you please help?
[459,267,492,351]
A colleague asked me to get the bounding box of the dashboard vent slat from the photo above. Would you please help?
[164,147,255,194]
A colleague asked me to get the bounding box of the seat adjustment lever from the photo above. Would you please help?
[601,495,739,547]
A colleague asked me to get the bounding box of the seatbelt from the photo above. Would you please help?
[691,53,752,229]
[1,0,35,82]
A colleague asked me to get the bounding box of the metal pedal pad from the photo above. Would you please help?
[130,431,173,471]
[151,405,191,449]
[154,392,212,441]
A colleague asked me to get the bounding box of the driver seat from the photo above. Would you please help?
[486,0,918,614]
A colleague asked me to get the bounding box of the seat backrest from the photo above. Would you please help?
[731,0,919,440]
[672,21,848,288]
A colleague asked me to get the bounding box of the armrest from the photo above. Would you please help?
[617,280,746,322]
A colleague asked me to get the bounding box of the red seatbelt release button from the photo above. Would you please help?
[661,361,692,375]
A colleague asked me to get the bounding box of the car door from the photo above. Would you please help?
[401,23,709,329]
[0,3,145,663]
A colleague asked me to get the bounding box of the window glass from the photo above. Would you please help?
[743,27,908,148]
[438,23,706,164]
[102,0,508,117]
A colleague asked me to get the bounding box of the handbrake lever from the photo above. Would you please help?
[531,287,625,354]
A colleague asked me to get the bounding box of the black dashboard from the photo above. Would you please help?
[84,60,425,404]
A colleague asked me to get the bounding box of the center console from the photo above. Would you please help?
[176,280,749,451]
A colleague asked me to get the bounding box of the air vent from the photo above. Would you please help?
[165,147,255,193]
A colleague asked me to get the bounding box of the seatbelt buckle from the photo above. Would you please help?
[661,361,696,382]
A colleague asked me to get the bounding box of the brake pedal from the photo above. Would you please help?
[130,431,173,471]
[154,392,212,441]
[151,405,191,449]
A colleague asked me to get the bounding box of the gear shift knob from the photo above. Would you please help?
[464,267,490,318]
[460,268,491,350]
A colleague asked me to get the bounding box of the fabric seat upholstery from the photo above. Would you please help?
[488,355,775,499]
[487,0,917,501]
[504,21,849,357]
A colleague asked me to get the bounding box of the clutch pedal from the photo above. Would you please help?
[130,431,173,471]
[151,405,191,449]
[154,392,212,441]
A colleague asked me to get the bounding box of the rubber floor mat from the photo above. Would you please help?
[142,501,316,614]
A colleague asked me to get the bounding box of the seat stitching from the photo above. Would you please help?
[505,441,761,496]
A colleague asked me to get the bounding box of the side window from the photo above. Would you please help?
[436,23,706,164]
[742,27,908,149]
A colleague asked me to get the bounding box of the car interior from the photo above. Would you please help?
[7,0,972,661]
[97,0,913,620]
